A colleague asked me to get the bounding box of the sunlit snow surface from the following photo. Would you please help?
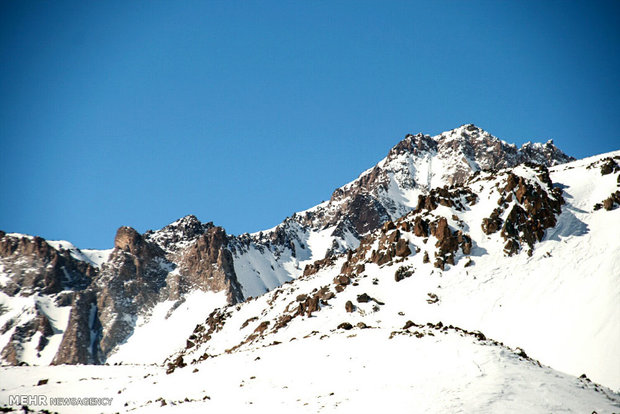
[106,290,228,365]
[44,240,112,268]
[0,330,618,413]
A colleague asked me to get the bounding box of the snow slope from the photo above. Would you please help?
[106,290,228,365]
[0,328,618,413]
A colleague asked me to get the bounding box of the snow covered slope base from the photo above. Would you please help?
[0,327,618,413]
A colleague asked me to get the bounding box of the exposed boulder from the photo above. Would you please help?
[337,322,353,330]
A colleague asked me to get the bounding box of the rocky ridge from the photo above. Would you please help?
[0,124,583,367]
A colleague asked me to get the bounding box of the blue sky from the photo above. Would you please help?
[1,1,618,248]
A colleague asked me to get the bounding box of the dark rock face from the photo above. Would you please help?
[337,322,353,330]
[94,224,244,360]
[280,125,571,260]
[310,192,391,240]
[144,215,213,253]
[0,234,95,296]
[0,233,99,364]
[174,227,243,303]
[52,290,101,365]
[394,265,414,282]
[480,166,564,256]
[482,209,502,235]
[357,293,371,303]
[1,309,55,364]
[395,238,411,257]
[303,256,336,277]
[93,227,171,358]
[599,158,620,175]
[0,218,247,366]
[599,191,620,211]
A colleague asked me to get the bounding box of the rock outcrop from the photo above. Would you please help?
[0,234,95,296]
[52,290,101,365]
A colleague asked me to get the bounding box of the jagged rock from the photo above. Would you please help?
[387,229,400,243]
[52,290,101,365]
[0,234,94,296]
[602,191,620,211]
[383,221,396,232]
[273,314,293,332]
[371,249,393,266]
[333,275,350,286]
[472,331,486,341]
[305,296,320,317]
[423,251,430,263]
[316,286,335,301]
[503,240,520,256]
[174,226,244,303]
[482,168,564,256]
[337,322,353,330]
[395,238,411,257]
[340,261,365,276]
[600,158,619,175]
[241,316,258,329]
[304,257,335,277]
[1,309,55,364]
[357,293,371,303]
[394,265,414,282]
[403,320,422,329]
[345,301,354,313]
[166,355,186,374]
[253,321,270,334]
[482,208,503,235]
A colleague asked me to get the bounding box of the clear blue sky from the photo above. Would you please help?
[1,1,618,248]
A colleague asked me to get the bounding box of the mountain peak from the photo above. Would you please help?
[144,214,213,253]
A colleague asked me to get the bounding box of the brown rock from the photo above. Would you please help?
[357,293,371,303]
[383,221,396,232]
[253,321,270,334]
[388,230,400,243]
[423,251,429,263]
[395,238,411,257]
[333,275,350,286]
[305,295,320,317]
[413,217,429,237]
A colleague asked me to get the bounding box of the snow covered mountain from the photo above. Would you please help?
[1,124,618,410]
[161,151,620,391]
